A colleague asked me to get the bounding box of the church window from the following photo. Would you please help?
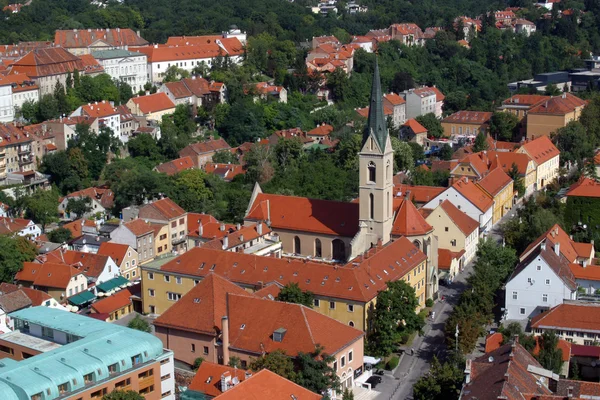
[369,194,374,220]
[294,236,301,254]
[315,239,322,258]
[386,162,391,181]
[368,162,376,183]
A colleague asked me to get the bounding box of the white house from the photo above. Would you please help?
[0,217,42,239]
[92,49,148,93]
[0,74,40,114]
[0,202,8,217]
[58,187,114,220]
[0,80,14,122]
[422,178,494,234]
[505,239,577,321]
[402,87,437,120]
[70,101,122,142]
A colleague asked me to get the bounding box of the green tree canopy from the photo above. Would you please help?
[415,113,444,138]
[473,132,489,152]
[249,350,296,381]
[0,236,37,283]
[102,390,144,400]
[25,189,59,232]
[47,227,73,244]
[276,282,314,307]
[127,315,151,333]
[536,330,563,374]
[489,112,519,141]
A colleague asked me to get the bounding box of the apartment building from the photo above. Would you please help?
[137,198,188,254]
[92,49,148,92]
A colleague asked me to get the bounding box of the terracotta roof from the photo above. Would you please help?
[155,156,195,176]
[138,198,186,221]
[0,289,32,312]
[476,167,513,197]
[62,187,114,209]
[136,39,243,63]
[202,223,270,251]
[245,192,359,237]
[213,369,322,400]
[97,242,130,266]
[455,152,491,177]
[391,198,433,236]
[188,362,248,397]
[521,224,590,264]
[451,178,493,212]
[462,343,552,400]
[9,47,85,78]
[130,93,175,114]
[79,102,117,118]
[78,54,104,74]
[187,212,235,240]
[571,343,600,358]
[484,332,503,353]
[383,93,406,106]
[179,138,231,156]
[54,29,148,49]
[162,81,192,99]
[489,151,532,176]
[0,217,34,235]
[166,35,225,46]
[531,302,600,333]
[442,111,492,125]
[429,86,445,102]
[569,262,600,282]
[15,262,82,289]
[62,219,96,239]
[566,177,600,198]
[204,163,245,181]
[91,288,132,314]
[438,200,479,235]
[124,219,154,237]
[307,124,334,138]
[529,93,587,115]
[157,237,426,303]
[393,185,445,204]
[153,273,255,335]
[438,248,465,270]
[18,287,53,306]
[45,249,112,280]
[402,119,427,134]
[556,379,600,399]
[253,283,282,300]
[431,160,458,173]
[532,336,571,362]
[502,94,550,108]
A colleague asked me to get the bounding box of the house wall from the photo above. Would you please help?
[98,54,148,93]
[120,248,140,281]
[153,224,170,258]
[154,325,219,366]
[423,188,492,234]
[533,327,600,347]
[526,111,581,139]
[505,255,576,320]
[0,84,14,123]
[489,182,514,225]
[95,257,120,285]
[425,206,480,264]
[269,228,352,261]
[442,122,487,137]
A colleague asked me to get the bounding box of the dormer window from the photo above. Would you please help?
[273,328,287,342]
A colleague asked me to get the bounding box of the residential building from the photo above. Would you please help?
[90,288,134,322]
[154,156,195,176]
[92,49,148,92]
[0,78,14,122]
[116,104,139,138]
[0,79,39,116]
[8,47,85,95]
[423,200,480,266]
[441,111,493,137]
[183,362,250,399]
[565,178,600,242]
[0,307,174,400]
[78,53,105,76]
[150,223,171,258]
[126,92,176,121]
[159,77,226,109]
[202,222,282,257]
[476,167,514,225]
[400,119,427,146]
[490,150,537,197]
[450,152,491,182]
[186,213,236,249]
[179,138,231,168]
[423,177,494,233]
[355,93,406,129]
[390,23,425,46]
[141,236,427,331]
[137,198,188,254]
[514,19,537,36]
[44,249,121,287]
[110,218,155,265]
[521,224,595,266]
[54,28,149,55]
[68,233,110,254]
[43,116,99,151]
[165,29,247,48]
[204,163,245,182]
[0,124,36,181]
[15,262,88,302]
[98,242,139,281]
[57,186,114,220]
[526,93,587,139]
[516,136,560,190]
[307,123,334,141]
[137,40,243,82]
[0,217,41,239]
[531,301,600,346]
[437,249,465,281]
[0,283,67,332]
[62,218,97,240]
[393,184,445,207]
[498,94,550,121]
[505,239,577,320]
[70,101,122,141]
[402,87,438,120]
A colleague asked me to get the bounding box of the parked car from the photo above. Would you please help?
[366,375,383,389]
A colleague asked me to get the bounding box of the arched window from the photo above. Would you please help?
[386,161,391,181]
[348,321,355,327]
[294,236,301,254]
[333,239,346,261]
[315,239,322,258]
[368,162,376,183]
[413,240,421,250]
[369,193,374,220]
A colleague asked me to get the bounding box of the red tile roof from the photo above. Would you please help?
[188,362,248,397]
[155,156,195,176]
[253,283,282,300]
[570,343,600,358]
[438,200,479,235]
[393,184,445,204]
[307,124,334,137]
[532,335,571,362]
[529,93,587,115]
[62,218,96,238]
[166,35,225,46]
[138,198,186,221]
[566,177,600,198]
[80,102,117,118]
[15,262,82,289]
[391,198,433,236]
[78,54,104,74]
[569,262,600,282]
[438,248,465,270]
[9,47,85,78]
[45,250,112,280]
[187,213,235,240]
[97,242,130,266]
[245,192,359,237]
[61,187,114,209]
[484,332,503,353]
[91,288,132,314]
[455,152,491,177]
[513,243,577,291]
[124,219,154,237]
[402,119,427,134]
[502,94,550,107]
[202,223,271,251]
[442,111,493,125]
[383,93,406,106]
[429,86,445,102]
[476,167,513,197]
[521,224,591,264]
[204,163,245,181]
[519,136,560,166]
[162,81,192,99]
[137,39,243,63]
[130,93,175,114]
[154,273,253,335]
[54,29,148,49]
[0,217,34,235]
[179,138,231,156]
[213,369,322,400]
[452,178,493,212]
[489,151,532,176]
[531,302,600,333]
[556,379,600,399]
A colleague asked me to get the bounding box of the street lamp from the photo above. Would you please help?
[455,324,459,353]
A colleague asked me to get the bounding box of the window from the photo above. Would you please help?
[139,385,154,395]
[347,304,354,312]
[191,344,196,353]
[542,294,548,302]
[149,305,156,314]
[369,193,374,220]
[329,301,336,310]
[368,162,376,183]
[171,221,177,228]
[545,279,551,285]
[450,239,457,247]
[91,389,107,399]
[138,369,153,379]
[115,378,131,388]
[0,345,14,355]
[519,308,526,315]
[158,246,163,253]
[149,289,155,297]
[179,218,185,225]
[176,276,182,284]
[148,272,154,280]
[527,278,533,284]
[108,363,118,374]
[161,373,170,381]
[315,239,322,258]
[203,346,209,355]
[241,360,247,368]
[83,373,94,384]
[294,236,301,254]
[512,291,518,300]
[349,321,355,327]
[42,326,53,339]
[349,350,353,362]
[168,292,181,301]
[31,393,43,400]
[313,299,320,307]
[160,234,167,240]
[164,275,171,283]
[537,265,542,271]
[132,354,142,365]
[445,227,449,232]
[162,391,172,398]
[333,360,338,371]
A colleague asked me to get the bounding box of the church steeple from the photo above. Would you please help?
[362,58,388,151]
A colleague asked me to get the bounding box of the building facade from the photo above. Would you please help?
[92,49,148,93]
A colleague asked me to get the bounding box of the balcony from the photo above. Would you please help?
[18,147,31,155]
[18,156,34,166]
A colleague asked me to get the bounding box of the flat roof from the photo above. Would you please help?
[0,330,61,353]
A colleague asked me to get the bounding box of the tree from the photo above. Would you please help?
[193,357,204,370]
[508,162,526,198]
[228,356,241,368]
[408,142,425,163]
[390,71,415,93]
[274,138,304,171]
[415,113,444,138]
[413,357,464,400]
[66,197,93,219]
[544,83,562,96]
[473,132,489,152]
[489,112,518,141]
[536,330,563,374]
[25,190,59,232]
[439,144,453,161]
[342,388,354,400]
[390,137,414,172]
[249,350,296,381]
[294,345,340,394]
[212,149,239,164]
[555,122,594,168]
[102,391,143,400]
[167,169,213,212]
[47,227,73,243]
[0,236,37,283]
[127,315,151,333]
[163,65,190,82]
[276,282,314,307]
[411,168,435,186]
[127,133,164,164]
[368,280,421,356]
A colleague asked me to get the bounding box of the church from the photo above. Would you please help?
[244,60,439,299]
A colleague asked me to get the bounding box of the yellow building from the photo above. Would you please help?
[489,151,537,198]
[138,197,188,254]
[97,242,140,281]
[441,111,493,137]
[126,92,176,122]
[151,223,170,258]
[526,93,586,139]
[450,152,491,182]
[517,136,560,190]
[141,237,427,332]
[475,168,514,225]
[498,94,550,121]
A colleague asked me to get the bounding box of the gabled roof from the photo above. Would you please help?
[97,242,130,266]
[0,283,53,307]
[502,94,550,108]
[0,289,32,313]
[155,156,195,176]
[79,102,117,118]
[438,249,465,270]
[61,187,114,209]
[162,80,192,99]
[442,110,493,125]
[556,379,600,399]
[531,301,600,333]
[451,178,493,212]
[188,361,248,397]
[138,198,186,221]
[54,29,148,48]
[187,212,235,240]
[15,262,82,289]
[62,218,96,239]
[476,167,513,197]
[569,262,600,281]
[519,136,560,166]
[528,93,587,115]
[202,223,271,251]
[78,54,104,74]
[123,218,154,237]
[0,217,34,235]
[520,224,591,264]
[511,242,577,291]
[391,197,433,236]
[9,47,84,78]
[45,250,112,280]
[455,152,491,177]
[383,93,406,106]
[179,138,230,156]
[204,163,245,181]
[153,273,254,335]
[129,93,176,114]
[245,192,359,237]
[489,151,532,176]
[213,369,322,400]
[402,118,427,134]
[393,184,445,204]
[90,288,132,314]
[136,39,243,63]
[438,200,479,235]
[566,177,600,198]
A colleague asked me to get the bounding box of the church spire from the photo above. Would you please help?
[363,57,388,150]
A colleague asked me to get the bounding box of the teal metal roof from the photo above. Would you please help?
[91,49,145,59]
[96,276,129,293]
[67,290,96,306]
[0,307,167,399]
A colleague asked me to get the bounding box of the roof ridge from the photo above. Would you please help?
[300,306,316,347]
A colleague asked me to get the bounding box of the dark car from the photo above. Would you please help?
[366,375,382,389]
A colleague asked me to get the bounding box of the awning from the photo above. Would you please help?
[363,356,381,365]
[96,276,130,293]
[68,290,96,306]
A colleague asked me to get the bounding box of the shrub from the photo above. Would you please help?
[426,298,434,307]
[193,357,204,370]
[386,355,400,370]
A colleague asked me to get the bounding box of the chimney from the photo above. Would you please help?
[583,259,588,268]
[236,223,241,230]
[257,222,262,235]
[145,90,150,96]
[541,240,546,251]
[464,359,472,384]
[221,316,230,366]
[222,235,229,249]
[220,223,225,232]
[198,221,203,236]
[555,242,560,256]
[239,234,244,243]
[220,371,232,392]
